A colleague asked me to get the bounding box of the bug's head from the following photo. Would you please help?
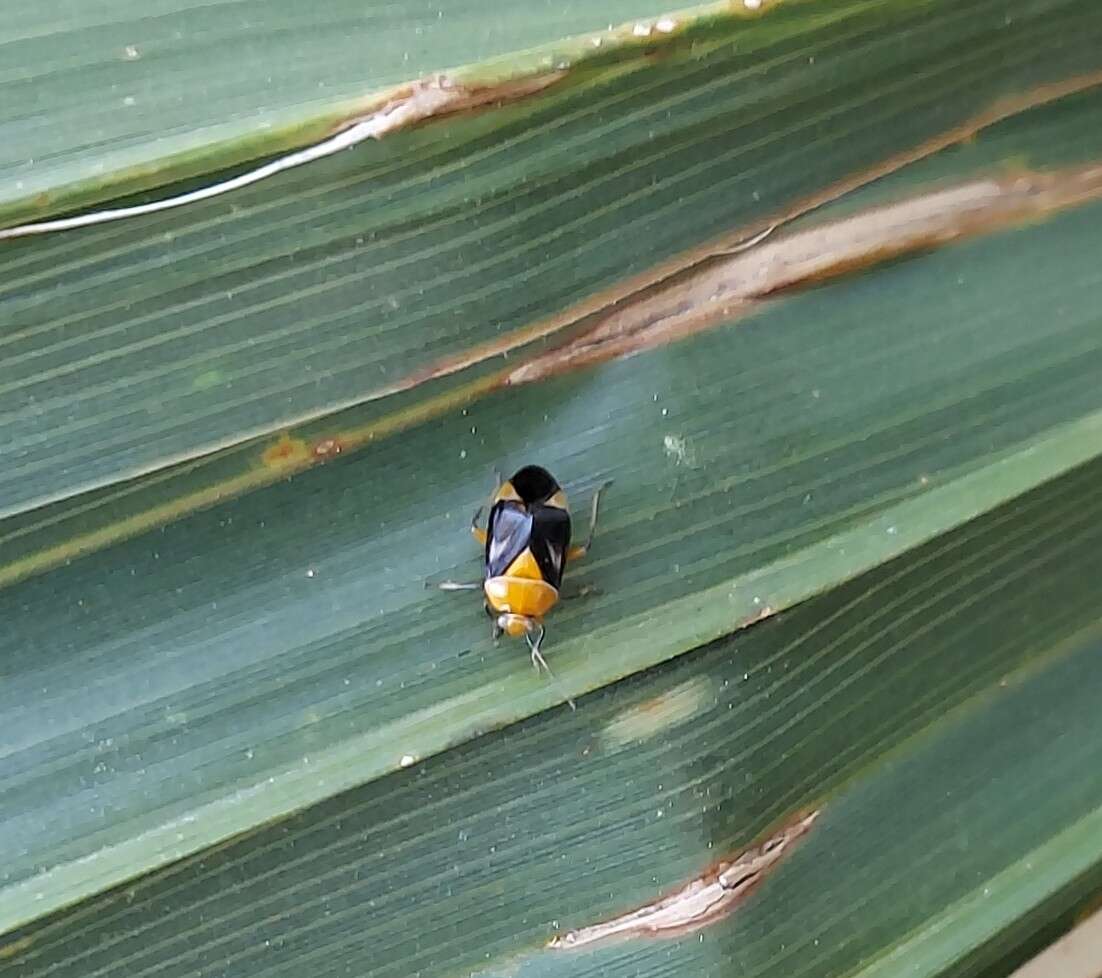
[494,613,539,639]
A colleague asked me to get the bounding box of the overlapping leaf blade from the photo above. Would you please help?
[5,0,1101,516]
[1,0,687,220]
[4,185,1102,930]
[7,453,1102,978]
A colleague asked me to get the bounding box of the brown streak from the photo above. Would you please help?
[548,809,819,949]
[335,72,568,140]
[214,73,1102,428]
[398,71,1102,392]
[508,161,1102,383]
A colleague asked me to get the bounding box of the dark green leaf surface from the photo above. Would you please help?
[4,188,1102,931]
[7,56,1102,589]
[4,0,1100,517]
[1,0,683,217]
[794,81,1102,227]
[6,453,1102,978]
[5,0,1102,963]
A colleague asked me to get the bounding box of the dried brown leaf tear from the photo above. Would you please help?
[548,809,819,949]
[509,163,1102,383]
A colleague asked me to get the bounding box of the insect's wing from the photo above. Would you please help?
[529,504,572,590]
[485,502,535,579]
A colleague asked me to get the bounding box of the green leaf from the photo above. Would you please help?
[6,0,1102,516]
[1,0,687,221]
[3,0,1102,969]
[5,186,1102,928]
[6,454,1102,978]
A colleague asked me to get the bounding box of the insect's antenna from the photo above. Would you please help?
[527,625,550,674]
[582,480,613,551]
[526,624,576,711]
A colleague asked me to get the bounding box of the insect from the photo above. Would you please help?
[439,465,610,675]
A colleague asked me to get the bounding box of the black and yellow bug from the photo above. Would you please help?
[440,465,609,674]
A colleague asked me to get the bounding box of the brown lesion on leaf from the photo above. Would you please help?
[260,433,311,470]
[393,71,1102,396]
[5,73,1102,590]
[262,432,353,469]
[743,603,776,626]
[548,808,819,949]
[311,437,344,459]
[262,432,352,470]
[507,158,1102,384]
[0,935,34,960]
[333,72,567,140]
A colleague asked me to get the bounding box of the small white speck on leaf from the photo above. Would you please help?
[400,754,416,767]
[664,434,692,465]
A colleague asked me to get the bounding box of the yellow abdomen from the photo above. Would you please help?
[483,576,559,619]
[484,548,560,619]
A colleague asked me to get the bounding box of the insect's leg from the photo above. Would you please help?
[472,468,503,543]
[487,468,504,508]
[567,480,613,561]
[437,580,482,591]
[470,505,487,545]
